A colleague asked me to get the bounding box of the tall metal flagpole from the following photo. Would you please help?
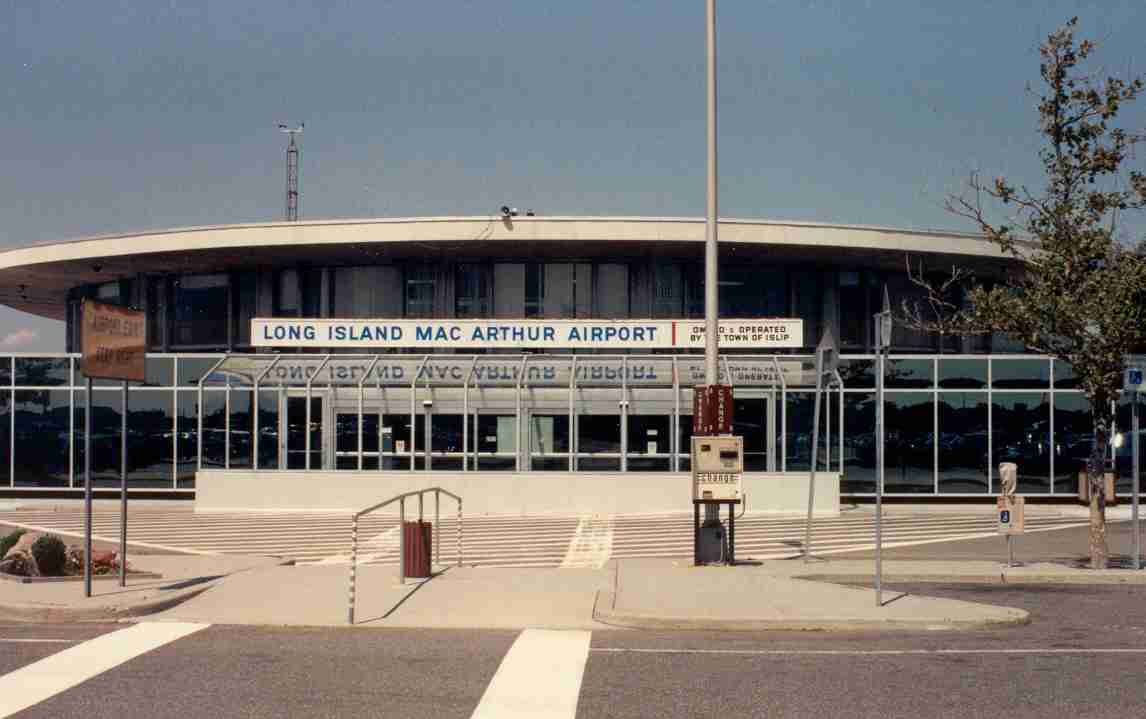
[704,0,718,386]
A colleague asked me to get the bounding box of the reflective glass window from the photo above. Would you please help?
[15,358,70,387]
[784,391,829,472]
[128,389,174,488]
[172,274,229,347]
[1053,393,1091,494]
[200,390,227,470]
[885,392,934,493]
[87,389,123,487]
[842,393,875,492]
[15,389,71,487]
[595,264,629,319]
[176,391,198,487]
[233,272,257,348]
[228,390,252,469]
[838,271,867,348]
[991,359,1051,389]
[0,390,9,486]
[178,357,224,386]
[0,357,11,385]
[992,392,1051,493]
[405,265,436,318]
[332,266,402,318]
[276,269,302,317]
[475,414,516,471]
[1054,360,1082,389]
[652,262,683,318]
[720,267,786,319]
[886,359,933,389]
[938,359,987,389]
[455,264,492,318]
[733,398,768,471]
[838,358,876,389]
[255,390,280,470]
[937,392,989,493]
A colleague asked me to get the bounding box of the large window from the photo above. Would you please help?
[992,392,1051,493]
[172,274,229,348]
[938,392,988,492]
[455,264,492,318]
[405,265,436,317]
[332,267,402,318]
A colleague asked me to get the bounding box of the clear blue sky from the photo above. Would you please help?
[2,0,1143,350]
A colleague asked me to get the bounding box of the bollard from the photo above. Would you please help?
[347,514,358,625]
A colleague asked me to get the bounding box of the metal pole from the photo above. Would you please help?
[703,0,719,386]
[876,348,884,606]
[1134,391,1141,570]
[347,514,358,624]
[84,377,92,598]
[120,380,128,587]
[1008,534,1014,568]
[435,489,440,567]
[805,353,823,562]
[399,497,405,586]
[457,498,463,567]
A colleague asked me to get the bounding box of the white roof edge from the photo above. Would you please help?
[0,215,989,256]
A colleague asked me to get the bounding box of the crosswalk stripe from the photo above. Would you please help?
[470,629,591,719]
[0,622,209,718]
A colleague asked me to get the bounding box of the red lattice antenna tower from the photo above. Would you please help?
[278,123,304,221]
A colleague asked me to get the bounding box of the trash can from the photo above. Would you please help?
[1077,471,1117,505]
[402,521,433,578]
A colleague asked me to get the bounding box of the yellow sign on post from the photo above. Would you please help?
[80,299,146,382]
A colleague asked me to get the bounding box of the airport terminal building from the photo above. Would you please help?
[0,216,1126,511]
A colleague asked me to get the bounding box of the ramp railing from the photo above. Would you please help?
[346,487,463,625]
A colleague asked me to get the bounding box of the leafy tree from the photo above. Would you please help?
[904,18,1146,568]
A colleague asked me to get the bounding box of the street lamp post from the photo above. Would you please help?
[704,0,719,386]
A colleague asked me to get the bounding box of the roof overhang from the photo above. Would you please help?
[0,216,1015,320]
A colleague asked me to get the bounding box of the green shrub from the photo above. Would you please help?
[31,534,67,576]
[0,529,26,559]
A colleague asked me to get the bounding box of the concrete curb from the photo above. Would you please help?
[591,591,1031,632]
[798,572,1146,586]
[0,583,216,624]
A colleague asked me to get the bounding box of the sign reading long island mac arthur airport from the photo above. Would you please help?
[252,318,803,350]
[81,299,146,382]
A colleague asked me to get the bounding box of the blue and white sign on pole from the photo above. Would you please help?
[252,318,803,350]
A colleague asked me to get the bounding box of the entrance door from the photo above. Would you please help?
[286,396,323,470]
[733,395,775,471]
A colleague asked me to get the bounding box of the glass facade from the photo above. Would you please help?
[2,353,1135,496]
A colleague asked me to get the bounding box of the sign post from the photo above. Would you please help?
[997,462,1025,567]
[805,328,839,562]
[874,287,892,607]
[1126,365,1143,570]
[80,299,146,596]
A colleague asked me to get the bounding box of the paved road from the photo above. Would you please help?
[3,581,1146,718]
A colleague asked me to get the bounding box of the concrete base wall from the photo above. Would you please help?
[195,470,841,516]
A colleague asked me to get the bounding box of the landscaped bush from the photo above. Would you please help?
[0,529,25,559]
[31,534,67,576]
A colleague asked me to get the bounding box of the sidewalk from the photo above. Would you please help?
[0,554,282,622]
[3,552,1145,630]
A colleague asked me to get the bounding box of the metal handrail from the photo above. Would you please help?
[347,486,463,625]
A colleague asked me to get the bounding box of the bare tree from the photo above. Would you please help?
[906,18,1146,568]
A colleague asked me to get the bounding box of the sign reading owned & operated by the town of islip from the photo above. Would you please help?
[81,299,146,382]
[252,318,803,350]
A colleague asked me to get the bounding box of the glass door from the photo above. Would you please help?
[286,395,323,470]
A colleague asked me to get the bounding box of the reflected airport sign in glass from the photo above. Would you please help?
[252,318,803,350]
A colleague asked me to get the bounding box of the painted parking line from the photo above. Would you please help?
[592,647,1146,657]
[0,622,209,718]
[470,629,591,719]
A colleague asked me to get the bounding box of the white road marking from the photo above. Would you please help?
[0,622,209,718]
[471,629,591,719]
[592,647,1146,656]
[561,516,615,568]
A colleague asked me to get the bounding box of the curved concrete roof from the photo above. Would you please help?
[0,216,1013,320]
